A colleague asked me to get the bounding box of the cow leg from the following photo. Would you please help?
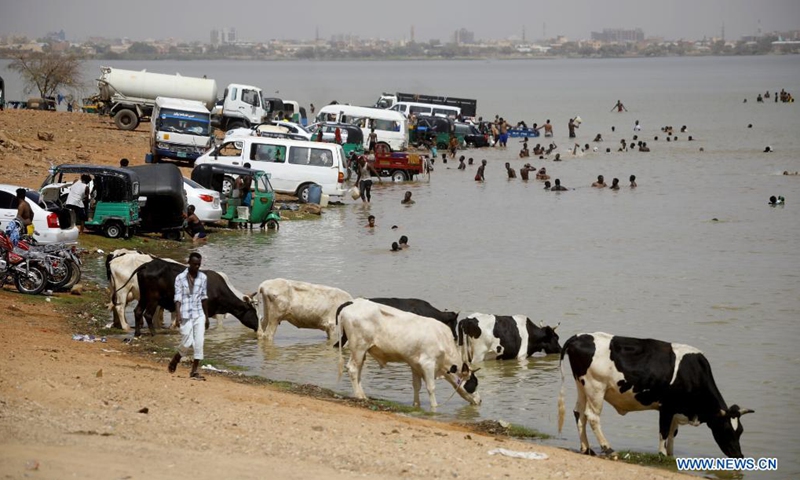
[658,411,676,456]
[144,306,157,336]
[666,416,680,457]
[133,302,144,337]
[153,307,165,329]
[583,381,613,455]
[347,349,368,400]
[422,370,438,410]
[411,371,422,408]
[573,380,593,455]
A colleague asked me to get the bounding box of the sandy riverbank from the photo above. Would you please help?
[0,110,687,479]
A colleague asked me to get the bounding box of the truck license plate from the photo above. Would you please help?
[177,152,187,158]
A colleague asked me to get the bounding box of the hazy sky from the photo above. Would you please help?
[1,0,798,43]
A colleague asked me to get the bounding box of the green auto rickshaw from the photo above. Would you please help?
[40,164,141,239]
[190,164,281,230]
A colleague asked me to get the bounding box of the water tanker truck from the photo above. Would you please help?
[96,67,268,132]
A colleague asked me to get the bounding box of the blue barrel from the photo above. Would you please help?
[307,184,322,204]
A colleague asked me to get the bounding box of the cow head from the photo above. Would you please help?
[530,321,562,355]
[238,295,260,331]
[448,363,481,406]
[709,405,753,458]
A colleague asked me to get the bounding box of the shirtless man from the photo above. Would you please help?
[536,168,550,180]
[568,118,578,138]
[15,188,34,236]
[505,162,517,179]
[475,160,487,182]
[545,142,558,155]
[629,175,637,187]
[543,120,553,137]
[550,178,568,191]
[609,178,620,190]
[612,100,627,112]
[592,175,607,188]
[401,191,415,205]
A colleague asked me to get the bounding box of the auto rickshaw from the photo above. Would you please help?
[190,164,280,230]
[413,116,463,149]
[308,122,364,157]
[127,164,186,240]
[40,164,141,239]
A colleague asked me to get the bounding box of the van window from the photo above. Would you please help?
[289,147,333,167]
[242,89,260,107]
[433,107,457,117]
[251,144,287,163]
[410,106,432,116]
[218,142,242,157]
[373,119,402,132]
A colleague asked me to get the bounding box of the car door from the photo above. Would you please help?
[0,190,17,229]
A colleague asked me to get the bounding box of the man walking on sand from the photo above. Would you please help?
[168,252,209,381]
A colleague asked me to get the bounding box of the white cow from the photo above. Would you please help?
[106,249,162,330]
[336,298,481,409]
[256,278,353,341]
[107,250,235,330]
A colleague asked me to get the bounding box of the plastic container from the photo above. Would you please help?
[320,194,330,208]
[307,184,322,204]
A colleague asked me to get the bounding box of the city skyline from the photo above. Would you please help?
[1,0,799,43]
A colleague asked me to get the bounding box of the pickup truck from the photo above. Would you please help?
[370,143,429,182]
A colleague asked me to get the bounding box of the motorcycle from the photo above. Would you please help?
[0,231,48,295]
[16,235,82,291]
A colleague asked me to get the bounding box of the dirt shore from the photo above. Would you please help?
[1,110,686,479]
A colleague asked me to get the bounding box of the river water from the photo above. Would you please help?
[5,56,800,477]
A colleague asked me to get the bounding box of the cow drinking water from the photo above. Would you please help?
[457,313,561,362]
[336,299,481,409]
[124,259,259,336]
[558,332,752,458]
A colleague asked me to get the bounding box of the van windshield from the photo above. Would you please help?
[158,109,210,136]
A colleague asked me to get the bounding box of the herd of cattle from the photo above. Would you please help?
[106,249,753,459]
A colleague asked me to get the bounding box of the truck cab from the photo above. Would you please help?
[212,84,268,131]
[374,93,398,109]
[151,97,213,164]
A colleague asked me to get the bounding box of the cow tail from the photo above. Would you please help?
[111,263,148,306]
[557,337,572,434]
[335,301,353,382]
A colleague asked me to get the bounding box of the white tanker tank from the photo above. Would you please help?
[97,66,218,131]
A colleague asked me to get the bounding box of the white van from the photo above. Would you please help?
[195,136,347,201]
[389,101,460,119]
[315,105,407,151]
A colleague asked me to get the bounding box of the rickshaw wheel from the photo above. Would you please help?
[104,222,123,239]
[265,219,279,230]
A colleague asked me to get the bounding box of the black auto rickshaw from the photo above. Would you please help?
[190,164,280,230]
[127,164,186,240]
[40,164,141,239]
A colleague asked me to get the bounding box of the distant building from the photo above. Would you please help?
[210,27,237,46]
[590,28,644,43]
[453,28,475,45]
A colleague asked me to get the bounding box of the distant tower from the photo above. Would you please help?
[315,26,319,42]
[543,22,546,39]
[522,25,526,43]
[721,22,725,42]
[411,25,415,43]
[757,19,762,36]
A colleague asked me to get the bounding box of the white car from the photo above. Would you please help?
[182,178,222,223]
[0,184,79,244]
[225,121,312,141]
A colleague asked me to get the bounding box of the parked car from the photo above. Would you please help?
[226,121,312,141]
[455,122,490,147]
[182,177,222,223]
[0,184,79,244]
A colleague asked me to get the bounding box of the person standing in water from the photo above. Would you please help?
[612,100,627,112]
[475,160,487,182]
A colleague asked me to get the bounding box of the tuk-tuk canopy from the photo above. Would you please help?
[191,164,272,195]
[127,164,185,233]
[43,163,141,201]
[416,115,453,133]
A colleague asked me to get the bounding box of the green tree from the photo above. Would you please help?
[127,42,158,55]
[8,51,84,99]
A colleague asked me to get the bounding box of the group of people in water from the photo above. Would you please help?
[753,89,794,103]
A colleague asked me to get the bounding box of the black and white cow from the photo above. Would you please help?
[336,299,481,409]
[457,313,561,362]
[558,332,753,458]
[124,259,259,337]
[369,298,459,339]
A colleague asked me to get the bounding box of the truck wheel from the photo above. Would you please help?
[376,141,391,151]
[437,142,447,149]
[391,170,407,182]
[227,120,246,131]
[222,176,235,197]
[104,222,123,239]
[114,109,139,131]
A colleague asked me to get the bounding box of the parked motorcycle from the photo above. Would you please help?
[16,236,82,291]
[0,232,48,295]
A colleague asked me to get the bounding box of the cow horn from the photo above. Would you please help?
[554,322,560,331]
[539,320,544,328]
[471,367,481,374]
[740,408,754,416]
